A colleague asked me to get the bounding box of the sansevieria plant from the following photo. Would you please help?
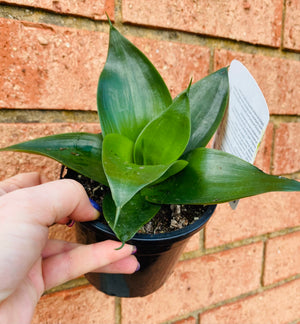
[1,21,299,244]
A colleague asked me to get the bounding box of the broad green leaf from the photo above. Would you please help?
[134,89,190,165]
[102,133,186,226]
[142,148,300,204]
[102,192,160,242]
[183,68,229,154]
[151,159,188,185]
[0,133,107,185]
[98,24,172,142]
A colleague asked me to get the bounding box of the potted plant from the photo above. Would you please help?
[1,20,299,297]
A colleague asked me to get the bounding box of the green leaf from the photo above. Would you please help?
[142,148,300,204]
[184,67,229,153]
[98,24,172,142]
[151,159,188,185]
[0,133,107,185]
[102,192,160,242]
[134,89,191,165]
[102,133,185,225]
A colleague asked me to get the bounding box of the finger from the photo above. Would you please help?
[1,179,100,226]
[92,255,138,274]
[42,240,139,273]
[42,240,138,290]
[42,240,138,274]
[42,240,81,258]
[0,172,47,196]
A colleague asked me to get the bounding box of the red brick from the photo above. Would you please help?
[123,0,283,47]
[183,232,200,253]
[283,0,300,50]
[205,192,300,248]
[0,18,210,110]
[264,231,300,285]
[32,285,115,323]
[122,243,263,324]
[1,0,114,20]
[273,123,300,175]
[214,50,300,115]
[200,279,300,324]
[0,123,101,181]
[0,18,108,110]
[48,223,77,242]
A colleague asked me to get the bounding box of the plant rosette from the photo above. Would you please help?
[1,20,299,297]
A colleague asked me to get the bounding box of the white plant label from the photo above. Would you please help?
[213,60,270,209]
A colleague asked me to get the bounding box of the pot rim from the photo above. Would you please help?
[80,204,216,242]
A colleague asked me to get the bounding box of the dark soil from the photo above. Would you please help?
[63,167,209,235]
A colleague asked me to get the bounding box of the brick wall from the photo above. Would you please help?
[0,1,299,323]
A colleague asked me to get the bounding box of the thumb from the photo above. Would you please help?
[1,179,100,227]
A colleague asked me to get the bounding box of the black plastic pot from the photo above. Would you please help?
[76,204,216,298]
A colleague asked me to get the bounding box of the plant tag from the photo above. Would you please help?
[213,60,269,209]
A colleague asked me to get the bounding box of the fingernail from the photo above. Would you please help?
[135,262,141,272]
[66,219,75,227]
[89,198,102,212]
[89,198,102,219]
[131,246,137,255]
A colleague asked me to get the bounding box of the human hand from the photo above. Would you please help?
[0,172,138,324]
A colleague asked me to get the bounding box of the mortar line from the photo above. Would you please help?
[270,117,277,175]
[0,109,99,124]
[269,115,300,124]
[202,225,207,252]
[280,0,287,50]
[0,109,299,124]
[198,228,205,254]
[0,3,108,32]
[162,314,198,324]
[115,297,122,324]
[197,313,201,324]
[260,240,267,287]
[114,0,123,26]
[208,46,215,74]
